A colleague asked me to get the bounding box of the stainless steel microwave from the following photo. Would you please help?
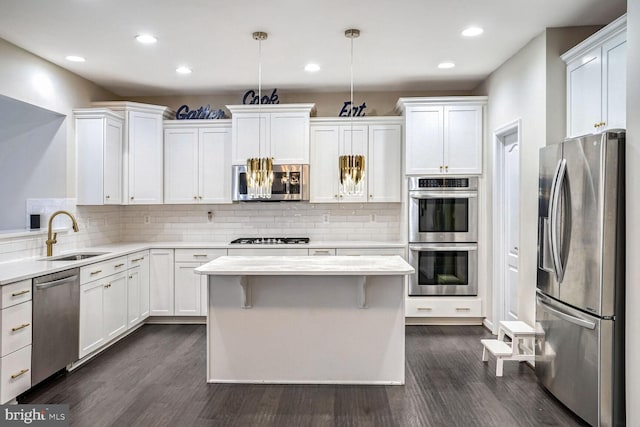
[232,164,309,201]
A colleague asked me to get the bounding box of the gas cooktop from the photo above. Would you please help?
[230,237,310,245]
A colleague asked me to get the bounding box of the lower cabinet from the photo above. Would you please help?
[149,249,175,316]
[174,249,227,316]
[0,279,33,403]
[127,251,150,328]
[79,271,128,358]
[405,297,482,318]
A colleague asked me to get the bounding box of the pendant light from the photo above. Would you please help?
[339,28,365,196]
[246,31,274,199]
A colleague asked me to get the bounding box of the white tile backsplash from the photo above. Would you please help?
[0,202,401,262]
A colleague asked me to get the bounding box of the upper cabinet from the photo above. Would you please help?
[75,109,123,205]
[164,120,232,204]
[562,15,626,138]
[227,104,315,165]
[91,101,173,204]
[309,117,402,203]
[397,97,486,176]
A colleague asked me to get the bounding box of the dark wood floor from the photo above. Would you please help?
[20,324,587,426]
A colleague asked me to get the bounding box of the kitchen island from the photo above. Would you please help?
[195,255,414,385]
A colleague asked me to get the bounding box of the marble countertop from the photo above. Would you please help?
[195,255,414,276]
[0,241,407,285]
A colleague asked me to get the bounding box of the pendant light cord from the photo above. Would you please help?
[349,33,354,155]
[258,36,262,159]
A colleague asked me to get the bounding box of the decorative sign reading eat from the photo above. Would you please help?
[176,104,225,120]
[242,88,280,105]
[339,101,367,117]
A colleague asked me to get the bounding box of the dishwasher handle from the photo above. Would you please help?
[35,275,79,290]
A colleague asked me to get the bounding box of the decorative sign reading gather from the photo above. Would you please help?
[176,104,225,120]
[242,88,280,105]
[339,101,367,117]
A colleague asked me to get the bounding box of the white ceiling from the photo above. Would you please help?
[0,0,626,96]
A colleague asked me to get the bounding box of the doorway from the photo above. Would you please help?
[492,120,521,333]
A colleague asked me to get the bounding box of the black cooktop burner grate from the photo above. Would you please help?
[230,237,310,245]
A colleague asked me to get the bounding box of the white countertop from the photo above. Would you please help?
[0,241,406,285]
[195,255,414,276]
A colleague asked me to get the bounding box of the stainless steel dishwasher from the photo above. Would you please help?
[32,268,80,385]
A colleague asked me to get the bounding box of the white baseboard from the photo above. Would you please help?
[405,317,483,326]
[145,316,206,324]
[69,322,145,371]
[483,318,494,334]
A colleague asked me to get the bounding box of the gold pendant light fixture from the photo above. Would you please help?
[339,28,365,196]
[246,31,274,199]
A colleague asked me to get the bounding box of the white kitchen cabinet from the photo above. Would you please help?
[149,249,175,316]
[397,97,486,175]
[75,109,123,205]
[174,249,227,316]
[562,15,627,137]
[164,121,232,204]
[227,104,314,165]
[335,247,406,257]
[127,250,150,328]
[79,270,128,358]
[0,280,32,404]
[405,297,482,318]
[309,118,402,203]
[91,101,173,205]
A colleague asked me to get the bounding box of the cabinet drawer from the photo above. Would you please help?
[80,256,128,283]
[405,298,481,317]
[175,248,227,263]
[1,301,31,357]
[336,247,406,257]
[1,345,31,404]
[309,248,336,256]
[1,280,32,309]
[127,250,149,268]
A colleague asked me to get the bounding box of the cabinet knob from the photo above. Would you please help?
[369,194,373,198]
[130,196,134,200]
[199,196,202,200]
[194,196,198,200]
[334,194,338,198]
[445,165,449,172]
[105,195,110,199]
[439,166,443,172]
[339,194,343,198]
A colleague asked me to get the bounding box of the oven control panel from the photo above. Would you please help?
[409,176,478,191]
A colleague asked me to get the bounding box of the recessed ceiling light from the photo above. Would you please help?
[136,34,157,44]
[65,55,85,62]
[438,62,456,69]
[304,63,320,72]
[461,27,484,37]
[176,66,192,74]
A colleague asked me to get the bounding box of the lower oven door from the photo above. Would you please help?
[408,243,478,296]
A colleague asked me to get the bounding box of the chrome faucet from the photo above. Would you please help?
[46,210,79,256]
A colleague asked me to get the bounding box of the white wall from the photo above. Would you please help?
[626,0,639,424]
[474,26,603,326]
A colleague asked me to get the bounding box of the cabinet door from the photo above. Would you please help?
[149,249,174,316]
[200,275,208,316]
[310,125,340,203]
[128,111,164,204]
[103,117,123,204]
[200,126,232,203]
[602,33,626,131]
[232,113,269,165]
[444,105,483,174]
[270,112,310,163]
[127,267,141,328]
[368,125,401,202]
[138,254,150,319]
[174,262,201,316]
[79,280,105,358]
[405,106,444,175]
[164,127,199,204]
[76,117,106,205]
[566,47,602,137]
[339,125,368,203]
[104,272,127,340]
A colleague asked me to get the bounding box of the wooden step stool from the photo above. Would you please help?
[481,320,536,377]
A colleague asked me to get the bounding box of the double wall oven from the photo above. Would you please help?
[408,177,478,296]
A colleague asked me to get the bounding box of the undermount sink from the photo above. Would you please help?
[40,252,109,261]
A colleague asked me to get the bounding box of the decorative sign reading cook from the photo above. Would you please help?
[176,104,225,120]
[242,88,280,105]
[339,101,367,117]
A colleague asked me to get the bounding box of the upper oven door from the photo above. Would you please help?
[232,165,309,201]
[409,190,478,242]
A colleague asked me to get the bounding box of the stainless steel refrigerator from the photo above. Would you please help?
[536,130,625,427]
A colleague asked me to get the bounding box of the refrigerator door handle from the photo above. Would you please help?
[549,158,567,283]
[537,295,596,330]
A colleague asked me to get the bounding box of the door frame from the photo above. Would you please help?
[492,118,522,334]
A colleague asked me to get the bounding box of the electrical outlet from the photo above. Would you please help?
[143,215,151,224]
[370,213,376,222]
[322,214,330,224]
